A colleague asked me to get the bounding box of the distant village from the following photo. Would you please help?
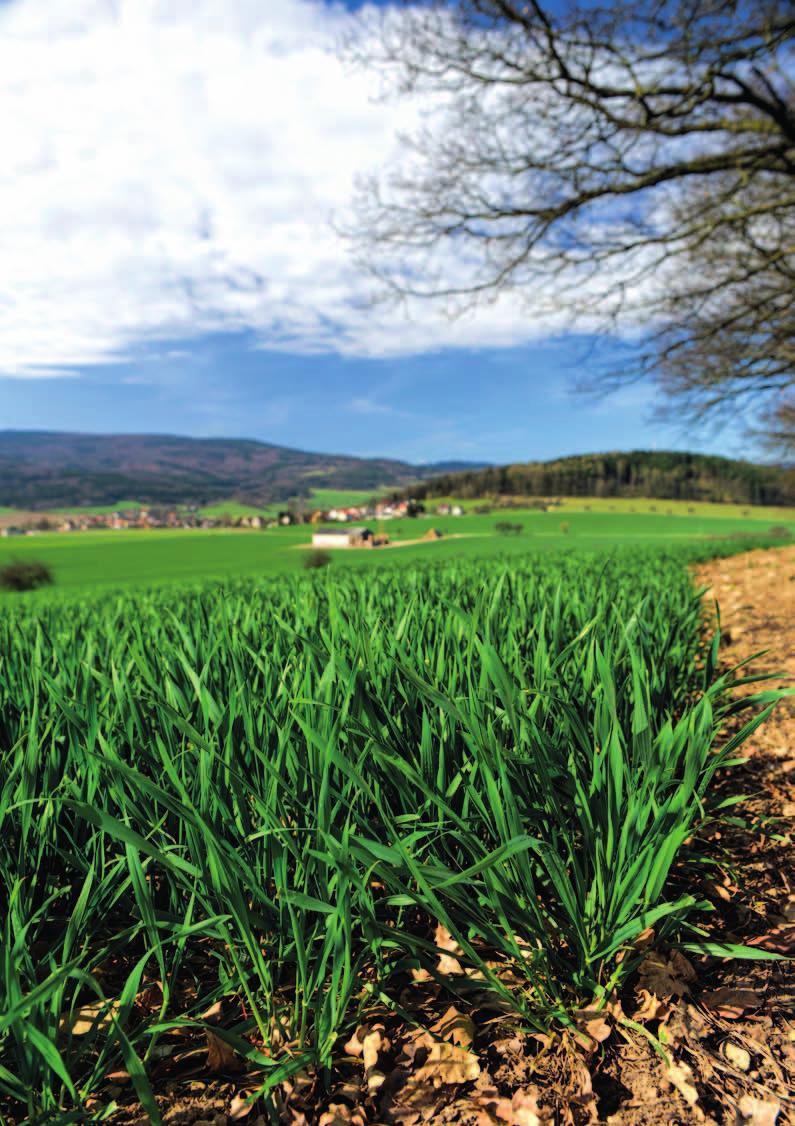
[1,498,466,537]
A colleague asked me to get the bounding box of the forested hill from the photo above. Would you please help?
[0,431,487,509]
[400,451,795,507]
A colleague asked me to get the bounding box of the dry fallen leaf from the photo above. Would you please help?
[746,925,795,957]
[575,1008,612,1048]
[361,1024,388,1095]
[637,950,696,999]
[230,1093,255,1120]
[319,1104,365,1126]
[735,1095,781,1126]
[206,1028,237,1071]
[632,988,671,1024]
[701,988,761,1020]
[429,1005,475,1048]
[134,981,163,1016]
[476,1087,550,1126]
[362,1025,387,1072]
[343,1026,365,1058]
[434,923,465,976]
[402,1035,480,1098]
[65,999,120,1037]
[510,1089,549,1126]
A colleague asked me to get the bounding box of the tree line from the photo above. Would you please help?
[397,452,795,506]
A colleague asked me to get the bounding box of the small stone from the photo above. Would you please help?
[724,1042,751,1071]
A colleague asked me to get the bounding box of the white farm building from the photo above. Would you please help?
[311,526,373,549]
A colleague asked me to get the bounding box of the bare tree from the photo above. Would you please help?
[347,1,795,449]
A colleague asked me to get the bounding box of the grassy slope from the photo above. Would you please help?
[426,495,795,521]
[2,506,794,594]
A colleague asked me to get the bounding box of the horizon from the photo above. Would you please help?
[0,426,779,471]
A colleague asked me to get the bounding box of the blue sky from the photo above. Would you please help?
[0,0,751,465]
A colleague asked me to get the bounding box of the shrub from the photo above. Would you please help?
[768,525,791,539]
[495,521,524,536]
[559,521,570,535]
[0,559,54,592]
[304,549,332,569]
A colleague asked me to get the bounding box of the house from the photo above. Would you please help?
[1,526,25,537]
[311,526,373,549]
[451,505,464,517]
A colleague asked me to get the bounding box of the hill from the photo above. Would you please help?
[0,431,488,509]
[398,450,795,507]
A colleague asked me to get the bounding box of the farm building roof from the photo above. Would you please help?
[314,526,370,536]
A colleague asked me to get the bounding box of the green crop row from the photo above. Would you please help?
[0,548,780,1122]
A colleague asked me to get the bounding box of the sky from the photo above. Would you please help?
[0,0,752,465]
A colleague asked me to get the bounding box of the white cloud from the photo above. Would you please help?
[0,0,627,377]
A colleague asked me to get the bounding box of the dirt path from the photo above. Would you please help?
[695,545,795,768]
[670,546,795,1125]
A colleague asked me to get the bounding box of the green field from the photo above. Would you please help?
[425,494,795,521]
[1,506,793,594]
[0,543,780,1122]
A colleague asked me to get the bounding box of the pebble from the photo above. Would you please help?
[723,1041,751,1071]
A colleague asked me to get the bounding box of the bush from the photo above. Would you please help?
[304,549,332,569]
[559,521,570,535]
[768,525,791,539]
[0,560,54,592]
[495,521,524,536]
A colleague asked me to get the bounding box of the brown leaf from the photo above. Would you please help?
[475,1087,550,1126]
[632,989,671,1024]
[637,950,696,999]
[134,981,163,1016]
[402,1035,480,1097]
[343,1026,365,1058]
[362,1025,386,1072]
[206,1028,237,1071]
[429,1005,475,1048]
[510,1089,549,1126]
[746,924,795,957]
[105,1071,131,1085]
[65,999,120,1037]
[701,987,762,1020]
[434,923,464,976]
[493,1035,526,1056]
[230,1093,255,1120]
[735,1095,781,1125]
[701,877,734,902]
[319,1105,354,1126]
[574,1008,611,1048]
